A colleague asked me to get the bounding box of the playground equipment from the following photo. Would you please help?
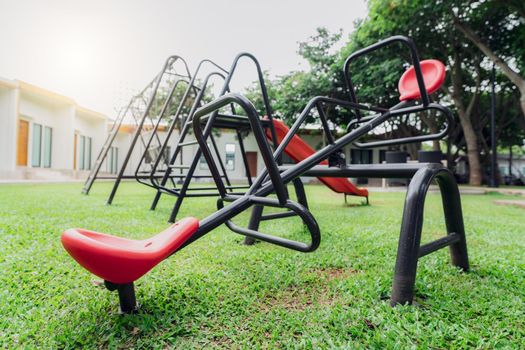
[266,118,369,202]
[83,53,283,224]
[81,55,193,203]
[62,36,469,314]
[147,54,282,223]
[132,58,252,217]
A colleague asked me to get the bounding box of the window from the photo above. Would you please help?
[79,135,85,170]
[350,149,373,185]
[163,146,171,162]
[225,144,235,171]
[86,137,92,170]
[350,149,373,164]
[108,147,118,174]
[379,150,387,164]
[43,127,52,168]
[31,124,42,167]
[499,166,508,176]
[78,135,92,170]
[31,124,53,168]
[199,155,209,170]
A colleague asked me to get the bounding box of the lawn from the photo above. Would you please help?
[0,182,524,349]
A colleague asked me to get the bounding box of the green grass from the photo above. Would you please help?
[0,182,524,349]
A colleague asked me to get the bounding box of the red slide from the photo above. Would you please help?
[267,119,368,200]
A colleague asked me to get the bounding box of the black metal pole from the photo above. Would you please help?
[509,145,512,181]
[490,65,498,188]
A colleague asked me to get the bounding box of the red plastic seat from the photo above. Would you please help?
[61,217,199,284]
[398,59,446,101]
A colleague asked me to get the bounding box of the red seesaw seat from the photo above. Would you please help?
[398,59,446,101]
[61,217,199,284]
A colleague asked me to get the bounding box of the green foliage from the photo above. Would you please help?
[345,0,524,144]
[246,28,351,126]
[245,0,524,179]
[1,183,524,348]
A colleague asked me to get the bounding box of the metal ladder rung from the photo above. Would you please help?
[164,174,229,178]
[178,140,198,147]
[163,71,190,79]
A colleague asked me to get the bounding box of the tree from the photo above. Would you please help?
[242,1,523,186]
[339,0,493,185]
[245,28,347,126]
[452,1,525,120]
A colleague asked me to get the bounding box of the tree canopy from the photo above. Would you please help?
[246,0,524,185]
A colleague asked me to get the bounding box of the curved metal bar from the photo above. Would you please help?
[218,197,321,253]
[218,53,279,153]
[192,90,454,203]
[148,60,230,189]
[352,103,455,148]
[197,58,229,74]
[391,164,469,305]
[151,71,228,189]
[343,35,430,119]
[192,93,288,205]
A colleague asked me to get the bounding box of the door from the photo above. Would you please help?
[17,120,29,166]
[246,152,258,177]
[73,134,77,170]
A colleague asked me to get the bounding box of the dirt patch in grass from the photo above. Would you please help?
[209,335,234,348]
[312,266,359,281]
[259,267,358,312]
[260,286,337,312]
[493,199,525,208]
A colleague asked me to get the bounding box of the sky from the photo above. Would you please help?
[0,0,368,117]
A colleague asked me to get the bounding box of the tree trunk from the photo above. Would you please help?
[521,96,525,122]
[448,53,483,186]
[460,117,483,185]
[420,110,441,151]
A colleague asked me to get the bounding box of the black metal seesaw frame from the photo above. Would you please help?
[243,34,454,247]
[109,36,469,312]
[109,91,468,312]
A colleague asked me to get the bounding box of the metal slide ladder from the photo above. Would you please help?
[149,54,282,223]
[149,70,245,219]
[82,103,129,194]
[81,55,192,199]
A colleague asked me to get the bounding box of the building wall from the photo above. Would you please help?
[110,132,133,173]
[0,86,18,175]
[18,93,74,170]
[497,154,525,177]
[188,130,265,181]
[0,79,110,179]
[0,78,389,183]
[74,110,107,170]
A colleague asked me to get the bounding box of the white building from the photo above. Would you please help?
[0,77,108,180]
[0,76,391,184]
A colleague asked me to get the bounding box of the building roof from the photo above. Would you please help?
[0,76,107,121]
[113,123,170,134]
[16,80,75,104]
